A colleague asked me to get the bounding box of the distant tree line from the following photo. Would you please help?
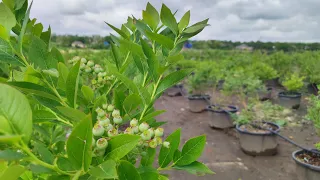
[51,35,320,51]
[51,35,112,49]
[192,40,320,52]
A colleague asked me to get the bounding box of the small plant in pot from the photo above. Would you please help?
[234,101,291,156]
[251,62,278,100]
[186,68,210,113]
[292,94,320,180]
[279,73,305,109]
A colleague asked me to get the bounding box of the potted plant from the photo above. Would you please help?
[0,2,213,179]
[279,73,305,109]
[234,101,291,156]
[292,94,320,180]
[251,62,278,101]
[186,64,211,113]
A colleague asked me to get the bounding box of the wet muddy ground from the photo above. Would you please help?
[154,88,319,180]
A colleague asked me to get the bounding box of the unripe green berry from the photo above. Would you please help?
[112,109,120,117]
[93,148,105,157]
[124,127,133,134]
[97,109,106,117]
[102,72,107,76]
[139,122,149,132]
[87,61,94,67]
[94,67,101,73]
[104,124,113,131]
[107,105,114,112]
[102,103,108,110]
[73,56,80,61]
[141,130,152,141]
[67,60,73,64]
[155,128,164,137]
[130,118,138,127]
[80,58,87,64]
[141,151,147,156]
[93,124,105,136]
[99,119,110,126]
[84,67,92,73]
[113,116,123,124]
[98,72,104,77]
[132,126,139,134]
[80,63,86,70]
[96,138,108,150]
[155,137,162,145]
[148,128,155,138]
[163,141,170,148]
[97,77,104,83]
[91,79,97,85]
[108,128,118,137]
[149,139,157,148]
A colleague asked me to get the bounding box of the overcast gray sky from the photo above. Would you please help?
[30,0,320,42]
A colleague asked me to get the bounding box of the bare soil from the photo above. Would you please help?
[155,87,319,180]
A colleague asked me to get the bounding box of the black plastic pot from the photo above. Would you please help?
[258,87,273,101]
[278,91,302,109]
[167,84,183,97]
[236,122,280,156]
[207,105,238,129]
[307,83,319,95]
[292,150,320,180]
[188,95,210,113]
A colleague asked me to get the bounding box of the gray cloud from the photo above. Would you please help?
[30,0,320,42]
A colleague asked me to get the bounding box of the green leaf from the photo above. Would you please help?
[117,160,141,180]
[88,160,117,179]
[143,2,159,30]
[106,23,129,39]
[41,26,51,45]
[81,85,94,102]
[140,38,158,81]
[166,54,184,65]
[138,167,158,180]
[32,110,56,123]
[0,38,24,66]
[0,3,16,36]
[156,69,192,96]
[0,83,32,143]
[7,81,61,102]
[105,134,141,160]
[123,94,142,115]
[174,135,206,166]
[50,46,64,63]
[15,0,26,10]
[158,175,169,180]
[173,149,181,162]
[140,147,156,167]
[173,161,214,176]
[66,61,80,108]
[112,71,139,94]
[33,142,54,164]
[118,38,144,57]
[20,170,33,180]
[57,62,69,90]
[145,31,174,50]
[183,19,209,38]
[178,11,190,32]
[0,165,25,180]
[159,128,181,168]
[56,157,77,172]
[132,54,145,75]
[18,1,31,54]
[28,36,49,69]
[134,18,152,37]
[66,115,92,171]
[111,43,121,70]
[56,106,86,122]
[32,23,43,37]
[0,149,26,161]
[160,4,178,34]
[141,110,165,122]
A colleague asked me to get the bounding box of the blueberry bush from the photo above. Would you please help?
[0,1,213,179]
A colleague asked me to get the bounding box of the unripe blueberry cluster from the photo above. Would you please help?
[91,101,168,157]
[68,56,115,89]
